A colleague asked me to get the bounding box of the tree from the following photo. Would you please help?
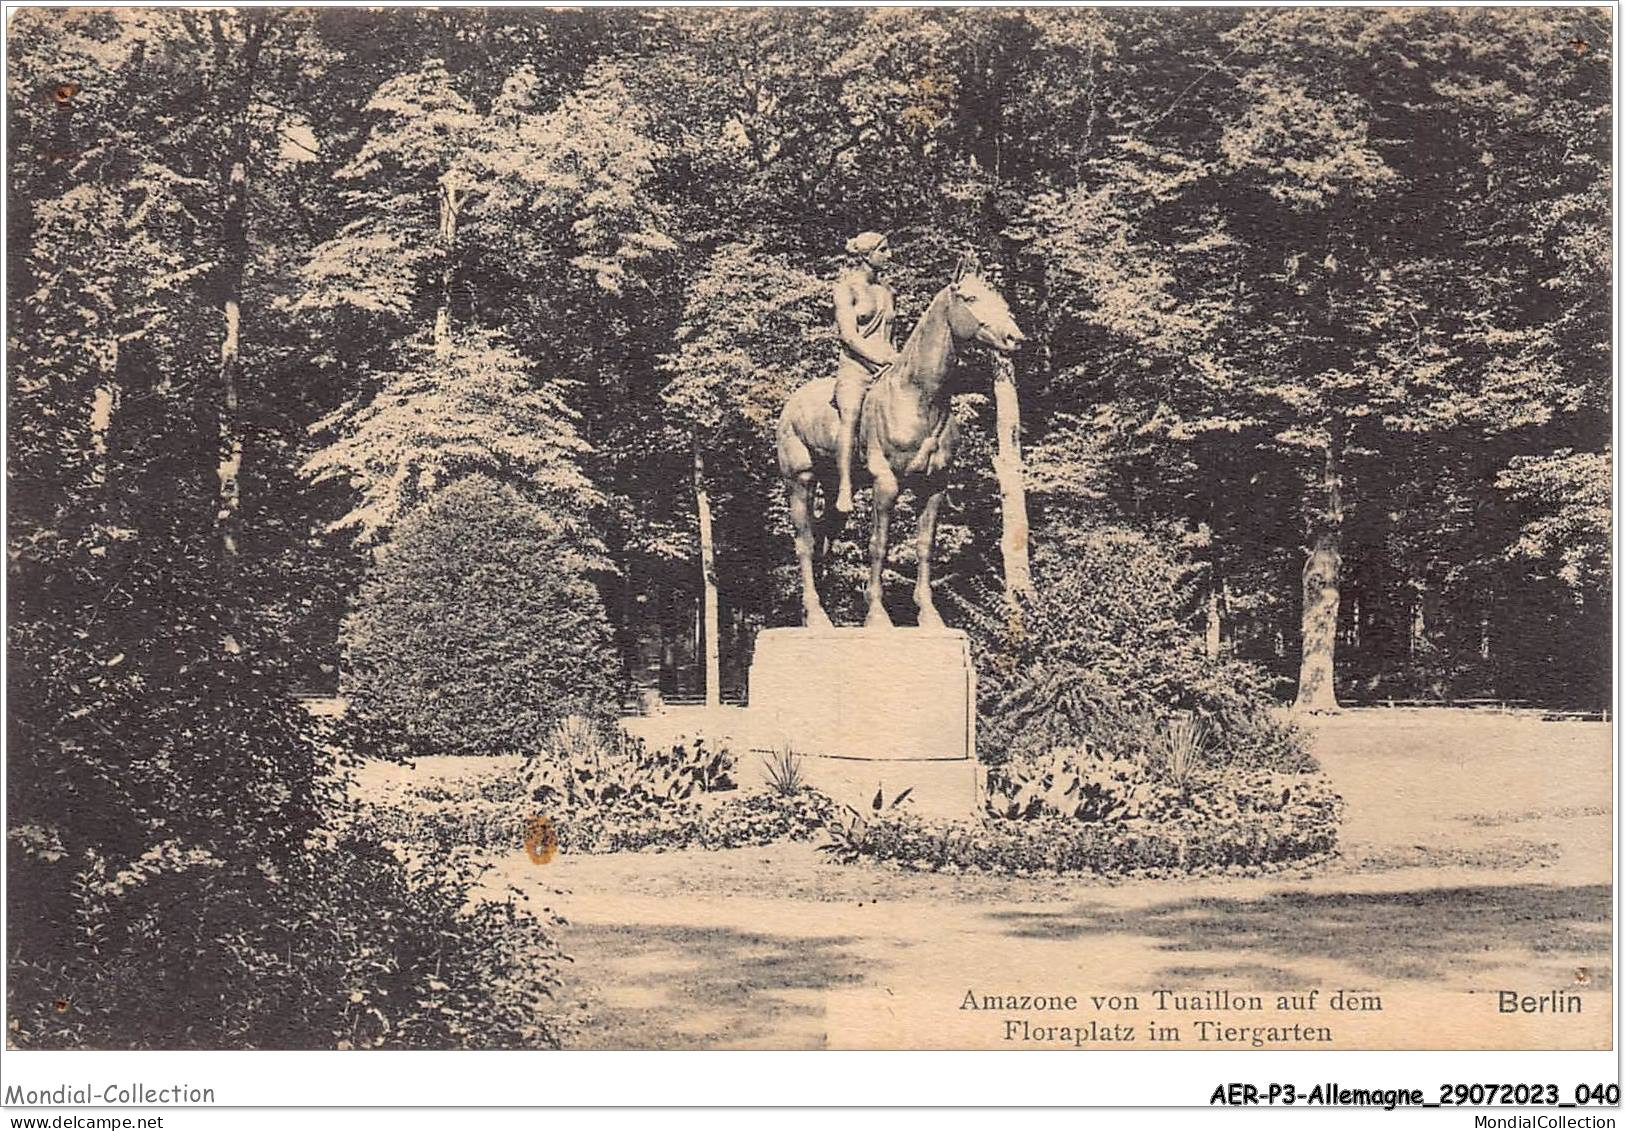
[210,12,273,572]
[990,354,1035,606]
[297,59,619,552]
[1012,8,1610,710]
[662,240,830,694]
[7,8,339,864]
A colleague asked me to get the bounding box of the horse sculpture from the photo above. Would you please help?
[776,261,1026,629]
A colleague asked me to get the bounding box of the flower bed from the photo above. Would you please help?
[361,761,1338,878]
[835,773,1341,878]
[360,779,835,856]
[357,716,1341,878]
[559,791,835,853]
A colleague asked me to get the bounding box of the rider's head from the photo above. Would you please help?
[845,230,890,269]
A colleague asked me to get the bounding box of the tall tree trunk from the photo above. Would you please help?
[1294,433,1343,712]
[214,15,268,570]
[1410,581,1440,659]
[991,354,1035,609]
[692,438,721,710]
[218,291,243,563]
[434,171,463,356]
[89,337,119,506]
[1204,574,1223,661]
[1409,599,1424,660]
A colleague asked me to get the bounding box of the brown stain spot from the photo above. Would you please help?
[1575,967,1592,985]
[523,815,558,864]
[53,82,79,104]
[1570,38,1589,55]
[53,999,69,1013]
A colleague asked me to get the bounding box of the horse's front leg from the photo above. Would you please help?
[914,481,946,629]
[814,469,846,586]
[789,472,833,629]
[864,464,899,629]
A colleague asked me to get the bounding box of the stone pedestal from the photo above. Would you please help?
[744,627,980,819]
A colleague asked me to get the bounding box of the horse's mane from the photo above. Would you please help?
[881,284,953,391]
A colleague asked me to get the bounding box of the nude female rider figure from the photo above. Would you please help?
[832,230,898,514]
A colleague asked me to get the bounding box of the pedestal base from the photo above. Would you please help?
[745,627,979,819]
[748,627,974,760]
[733,748,983,823]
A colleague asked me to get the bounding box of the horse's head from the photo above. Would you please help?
[944,261,1027,354]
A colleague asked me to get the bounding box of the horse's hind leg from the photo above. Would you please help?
[914,480,947,629]
[788,471,833,629]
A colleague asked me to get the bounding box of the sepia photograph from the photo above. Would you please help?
[3,0,1615,1093]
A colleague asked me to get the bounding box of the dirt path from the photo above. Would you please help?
[496,710,1612,1050]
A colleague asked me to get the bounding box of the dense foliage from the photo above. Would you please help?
[345,477,622,757]
[9,831,565,1050]
[6,11,575,1048]
[974,529,1312,769]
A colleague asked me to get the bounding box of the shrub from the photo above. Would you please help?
[985,744,1147,822]
[972,528,1312,772]
[822,743,1341,878]
[5,521,398,1050]
[551,791,836,854]
[343,475,620,758]
[361,736,811,857]
[8,526,335,867]
[521,717,736,814]
[700,790,835,847]
[7,827,566,1050]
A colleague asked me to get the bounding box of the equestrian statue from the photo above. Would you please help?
[775,239,1026,630]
